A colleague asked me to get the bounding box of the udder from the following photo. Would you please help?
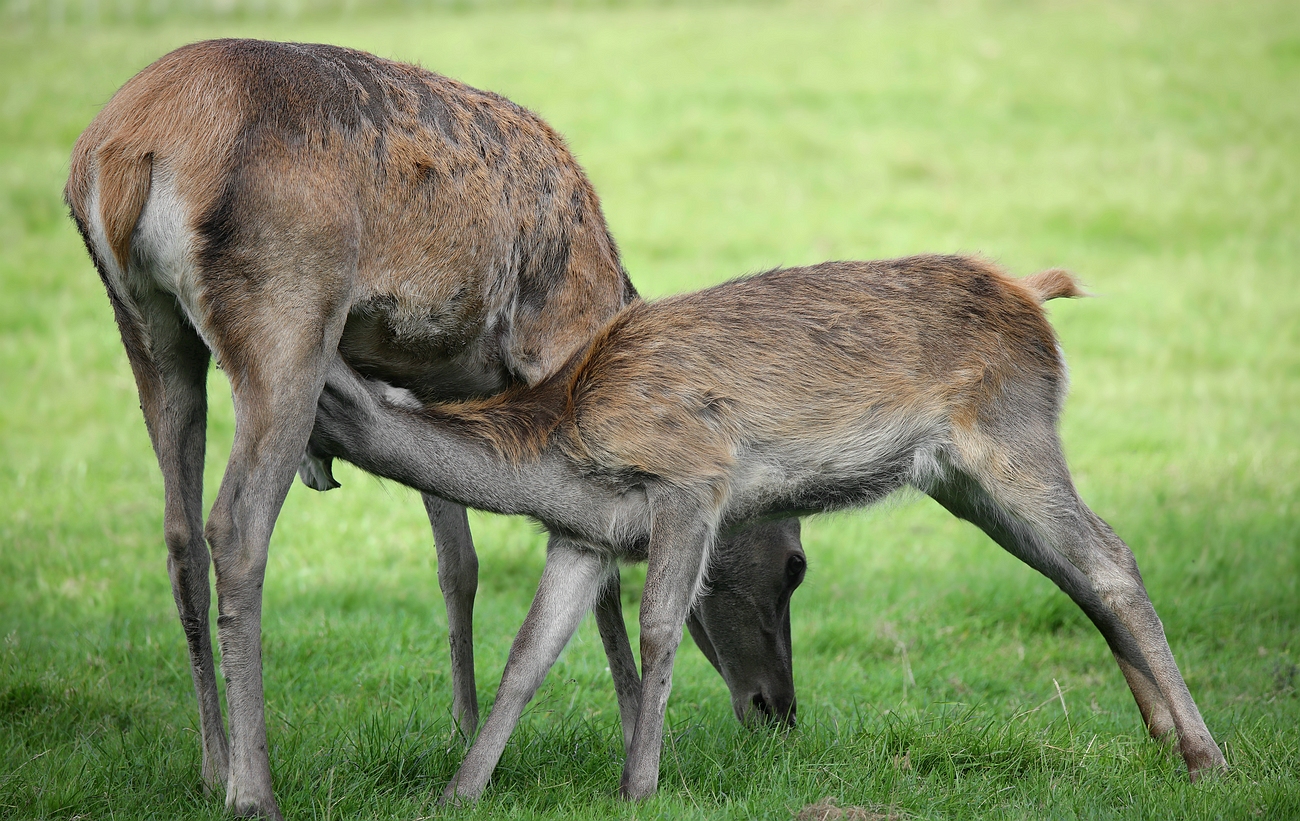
[337,292,516,404]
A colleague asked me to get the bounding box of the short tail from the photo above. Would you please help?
[65,136,153,273]
[1018,268,1087,303]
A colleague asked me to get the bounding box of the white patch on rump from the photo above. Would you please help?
[125,162,218,351]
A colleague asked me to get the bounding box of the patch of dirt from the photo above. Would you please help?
[795,797,905,821]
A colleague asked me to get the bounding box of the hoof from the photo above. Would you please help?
[617,780,656,801]
[231,801,284,821]
[1187,755,1228,783]
[1185,740,1228,782]
[228,784,283,820]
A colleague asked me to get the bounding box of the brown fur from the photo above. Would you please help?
[66,40,806,819]
[67,39,633,397]
[307,253,1224,801]
[424,256,1082,481]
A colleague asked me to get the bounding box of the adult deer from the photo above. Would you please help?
[65,39,803,820]
[308,254,1227,801]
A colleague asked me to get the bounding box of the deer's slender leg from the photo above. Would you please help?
[443,538,614,803]
[955,432,1225,780]
[620,501,716,800]
[1062,507,1225,777]
[594,566,642,752]
[207,373,335,818]
[928,474,1174,737]
[114,288,228,791]
[422,494,481,741]
[204,301,349,820]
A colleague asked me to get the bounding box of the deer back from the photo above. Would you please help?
[66,39,634,398]
[555,256,1076,509]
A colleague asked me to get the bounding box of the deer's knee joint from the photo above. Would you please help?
[205,505,268,581]
[638,622,685,663]
[210,550,267,594]
[164,517,200,559]
[1095,580,1159,627]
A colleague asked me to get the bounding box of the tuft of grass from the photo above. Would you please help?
[2,1,1297,819]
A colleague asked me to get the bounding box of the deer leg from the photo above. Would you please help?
[620,502,715,800]
[928,474,1174,737]
[443,537,614,803]
[955,434,1225,780]
[205,314,347,820]
[1067,508,1226,778]
[422,494,481,741]
[114,288,228,792]
[594,566,642,752]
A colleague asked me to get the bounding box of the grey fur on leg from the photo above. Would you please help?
[134,292,230,793]
[594,567,642,752]
[208,303,349,820]
[620,498,717,800]
[443,539,615,803]
[927,474,1176,738]
[1072,513,1225,777]
[953,433,1225,779]
[209,403,325,820]
[423,494,482,741]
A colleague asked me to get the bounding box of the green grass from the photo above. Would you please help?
[2,1,1298,818]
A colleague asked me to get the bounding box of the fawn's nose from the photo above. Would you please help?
[749,690,797,728]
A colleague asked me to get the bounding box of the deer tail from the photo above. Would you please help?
[65,134,153,273]
[1018,268,1087,304]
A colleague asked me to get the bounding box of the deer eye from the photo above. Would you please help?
[786,554,806,582]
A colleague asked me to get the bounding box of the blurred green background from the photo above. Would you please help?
[1,1,1297,818]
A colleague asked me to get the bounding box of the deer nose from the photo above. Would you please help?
[750,691,797,728]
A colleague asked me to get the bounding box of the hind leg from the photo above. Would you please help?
[113,288,229,791]
[929,473,1174,738]
[203,296,349,819]
[594,566,643,753]
[946,429,1225,779]
[422,494,482,741]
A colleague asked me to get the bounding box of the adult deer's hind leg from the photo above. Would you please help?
[201,265,351,818]
[594,566,643,753]
[423,494,481,740]
[951,427,1225,780]
[112,286,228,792]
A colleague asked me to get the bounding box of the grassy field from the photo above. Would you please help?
[2,1,1298,818]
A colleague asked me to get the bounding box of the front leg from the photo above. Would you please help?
[620,500,717,800]
[443,537,615,803]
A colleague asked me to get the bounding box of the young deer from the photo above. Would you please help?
[65,39,802,819]
[309,254,1227,801]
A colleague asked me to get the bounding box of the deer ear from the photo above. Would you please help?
[298,452,340,491]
